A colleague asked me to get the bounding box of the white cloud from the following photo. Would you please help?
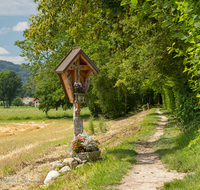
[0,0,38,16]
[13,22,29,31]
[0,27,11,34]
[0,56,26,65]
[0,47,10,55]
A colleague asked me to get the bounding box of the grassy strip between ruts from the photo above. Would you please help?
[38,108,159,190]
[152,108,200,190]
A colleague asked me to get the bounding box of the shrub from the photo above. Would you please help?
[88,119,95,134]
[98,117,108,132]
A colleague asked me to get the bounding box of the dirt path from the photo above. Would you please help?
[116,109,187,190]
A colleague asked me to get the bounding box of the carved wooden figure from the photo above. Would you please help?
[55,47,99,139]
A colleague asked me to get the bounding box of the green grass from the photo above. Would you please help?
[38,108,160,190]
[152,108,200,189]
[0,106,90,121]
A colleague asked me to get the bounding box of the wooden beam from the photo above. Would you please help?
[80,74,84,85]
[68,65,90,71]
[80,55,97,73]
[85,70,93,79]
[61,73,74,103]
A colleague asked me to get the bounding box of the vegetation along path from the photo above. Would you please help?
[116,109,186,190]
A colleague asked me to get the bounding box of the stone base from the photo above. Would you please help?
[73,117,83,137]
[72,150,101,161]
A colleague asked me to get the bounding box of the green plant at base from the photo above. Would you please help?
[4,166,15,175]
[88,119,95,134]
[98,117,108,132]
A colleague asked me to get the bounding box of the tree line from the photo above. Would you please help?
[14,0,200,125]
[0,71,34,107]
[0,71,22,107]
[0,60,30,85]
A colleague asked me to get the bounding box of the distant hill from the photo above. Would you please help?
[0,60,30,84]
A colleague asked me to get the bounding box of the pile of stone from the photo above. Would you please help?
[43,157,87,185]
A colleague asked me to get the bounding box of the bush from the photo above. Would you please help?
[88,119,95,134]
[98,117,108,132]
[12,97,24,106]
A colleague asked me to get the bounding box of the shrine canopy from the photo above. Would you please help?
[55,47,99,103]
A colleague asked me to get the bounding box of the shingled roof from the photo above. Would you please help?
[55,46,99,74]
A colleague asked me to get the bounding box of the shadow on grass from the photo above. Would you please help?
[153,129,196,158]
[47,113,91,120]
[4,113,91,121]
[107,146,138,164]
[147,113,159,117]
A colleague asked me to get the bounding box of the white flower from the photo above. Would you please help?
[74,82,82,87]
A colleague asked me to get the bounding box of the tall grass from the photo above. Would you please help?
[0,107,90,121]
[88,118,95,134]
[98,117,108,132]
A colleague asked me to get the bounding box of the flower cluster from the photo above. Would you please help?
[72,133,100,153]
[72,136,85,153]
[74,82,86,93]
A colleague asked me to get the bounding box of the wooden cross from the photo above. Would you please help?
[72,63,83,82]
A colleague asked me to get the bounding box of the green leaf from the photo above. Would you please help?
[120,0,127,6]
[187,47,195,53]
[194,22,200,28]
[161,21,171,28]
[131,0,138,5]
[184,9,193,13]
[172,33,185,39]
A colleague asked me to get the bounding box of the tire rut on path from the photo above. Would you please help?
[115,109,187,190]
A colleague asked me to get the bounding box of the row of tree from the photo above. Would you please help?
[0,71,22,107]
[15,0,200,124]
[0,60,30,84]
[0,71,34,107]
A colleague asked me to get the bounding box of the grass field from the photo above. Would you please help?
[0,106,90,121]
[0,107,160,189]
[0,107,90,177]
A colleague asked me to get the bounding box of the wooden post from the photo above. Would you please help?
[73,62,84,139]
[73,102,83,139]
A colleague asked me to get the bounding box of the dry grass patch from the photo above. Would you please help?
[0,119,75,177]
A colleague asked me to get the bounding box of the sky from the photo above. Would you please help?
[0,0,38,65]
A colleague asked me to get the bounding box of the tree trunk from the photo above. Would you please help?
[158,93,161,105]
[125,88,127,114]
[118,85,121,116]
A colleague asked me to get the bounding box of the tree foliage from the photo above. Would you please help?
[0,60,30,84]
[12,97,24,106]
[15,0,200,123]
[0,71,22,108]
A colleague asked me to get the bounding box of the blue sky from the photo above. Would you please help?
[0,0,38,64]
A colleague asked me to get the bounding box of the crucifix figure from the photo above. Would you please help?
[72,62,83,82]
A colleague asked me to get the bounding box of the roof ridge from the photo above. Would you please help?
[72,46,81,50]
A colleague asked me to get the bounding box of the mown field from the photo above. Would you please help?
[0,106,90,121]
[0,107,90,177]
[0,106,160,189]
